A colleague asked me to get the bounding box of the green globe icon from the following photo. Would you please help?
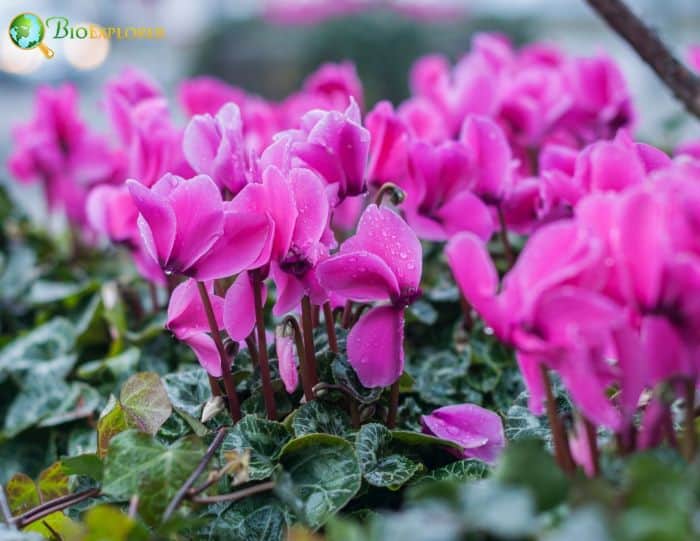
[8,13,54,58]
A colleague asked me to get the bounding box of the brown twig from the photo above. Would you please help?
[197,282,241,422]
[162,427,228,522]
[301,296,320,390]
[191,481,275,505]
[13,488,100,529]
[584,0,700,118]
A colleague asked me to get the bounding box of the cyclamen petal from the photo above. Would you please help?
[317,251,400,302]
[421,403,505,464]
[127,179,176,266]
[183,332,223,377]
[275,327,299,394]
[347,305,405,388]
[223,273,267,342]
[167,279,224,339]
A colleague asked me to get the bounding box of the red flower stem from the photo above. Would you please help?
[496,204,515,268]
[341,300,354,329]
[13,488,100,529]
[252,271,277,420]
[349,400,361,429]
[312,304,321,328]
[163,427,228,522]
[459,295,473,333]
[684,378,697,461]
[540,365,575,474]
[282,315,313,402]
[386,381,400,429]
[322,302,338,354]
[196,282,241,422]
[583,417,600,476]
[148,282,159,312]
[301,296,320,390]
[208,375,222,397]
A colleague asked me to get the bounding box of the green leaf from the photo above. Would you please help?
[97,396,129,459]
[413,459,489,485]
[162,368,212,418]
[78,504,140,541]
[38,382,101,428]
[37,462,69,501]
[356,424,423,489]
[102,430,205,521]
[61,454,103,482]
[292,401,350,437]
[406,299,438,325]
[5,473,40,515]
[544,506,612,541]
[278,433,361,529]
[0,318,75,383]
[494,438,569,512]
[120,372,172,435]
[77,347,141,382]
[221,415,291,481]
[203,494,288,541]
[330,356,382,404]
[26,280,95,305]
[408,351,471,406]
[0,245,38,304]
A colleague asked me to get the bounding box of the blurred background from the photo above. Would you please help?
[1,0,699,157]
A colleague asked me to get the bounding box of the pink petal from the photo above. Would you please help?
[275,327,299,394]
[223,273,266,341]
[270,263,306,317]
[289,168,330,247]
[263,166,298,261]
[127,178,176,266]
[317,251,400,302]
[421,403,505,464]
[183,332,223,377]
[191,210,273,281]
[342,204,422,290]
[167,174,224,272]
[347,305,404,388]
[167,279,223,337]
[438,189,495,241]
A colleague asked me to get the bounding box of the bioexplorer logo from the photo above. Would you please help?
[8,12,165,60]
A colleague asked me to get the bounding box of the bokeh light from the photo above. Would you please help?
[63,22,110,70]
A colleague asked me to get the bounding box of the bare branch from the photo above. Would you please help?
[191,481,275,505]
[584,0,700,119]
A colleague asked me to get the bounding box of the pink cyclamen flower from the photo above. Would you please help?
[276,326,299,393]
[317,205,422,387]
[421,404,505,464]
[365,100,409,184]
[127,173,272,280]
[8,84,123,227]
[291,99,370,201]
[167,279,225,376]
[178,76,246,117]
[401,139,494,242]
[183,103,250,195]
[104,67,162,146]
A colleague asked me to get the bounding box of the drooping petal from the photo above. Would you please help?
[342,204,422,290]
[223,273,266,341]
[347,305,404,388]
[190,211,273,281]
[276,327,299,394]
[289,167,330,247]
[183,332,223,377]
[421,403,505,464]
[317,251,400,302]
[127,178,176,266]
[270,263,306,317]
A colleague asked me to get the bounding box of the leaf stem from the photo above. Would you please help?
[196,282,241,422]
[322,302,338,354]
[252,271,277,420]
[162,427,228,522]
[191,481,275,505]
[301,296,320,391]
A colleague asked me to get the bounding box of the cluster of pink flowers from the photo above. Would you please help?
[8,36,700,468]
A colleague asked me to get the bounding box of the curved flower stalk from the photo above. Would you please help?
[8,84,124,231]
[422,404,505,464]
[317,204,422,389]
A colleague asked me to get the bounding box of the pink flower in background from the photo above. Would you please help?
[104,67,162,146]
[167,279,225,376]
[291,99,370,201]
[183,103,251,195]
[127,173,272,280]
[401,139,494,241]
[422,404,505,464]
[276,326,299,393]
[317,204,422,387]
[365,101,409,185]
[689,45,700,72]
[397,97,450,145]
[7,84,123,228]
[178,76,246,117]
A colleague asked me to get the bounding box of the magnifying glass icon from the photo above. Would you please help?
[8,12,55,59]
